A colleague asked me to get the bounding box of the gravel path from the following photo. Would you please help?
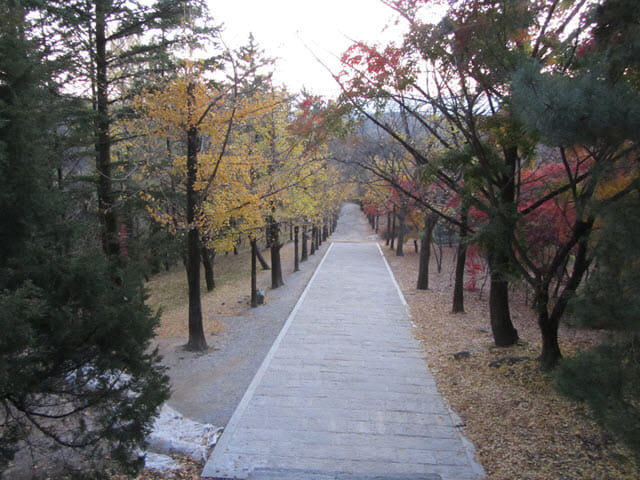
[160,203,371,427]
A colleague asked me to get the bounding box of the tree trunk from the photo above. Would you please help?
[434,243,443,273]
[294,225,299,272]
[452,242,467,313]
[301,224,308,261]
[538,225,592,370]
[417,214,436,290]
[310,225,316,255]
[255,235,270,270]
[185,121,207,351]
[95,1,119,257]
[486,145,519,348]
[539,312,562,370]
[534,287,561,370]
[268,217,284,289]
[452,204,469,313]
[250,238,259,308]
[390,206,396,250]
[201,245,215,291]
[234,235,240,255]
[488,265,518,347]
[386,212,391,246]
[396,202,406,257]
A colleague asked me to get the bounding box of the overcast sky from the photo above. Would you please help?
[207,0,402,97]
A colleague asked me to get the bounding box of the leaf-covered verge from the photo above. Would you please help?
[384,246,639,480]
[110,456,203,480]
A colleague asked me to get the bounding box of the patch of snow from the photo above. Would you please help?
[143,452,182,471]
[144,404,223,465]
[65,365,133,392]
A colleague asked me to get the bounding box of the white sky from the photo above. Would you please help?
[207,0,403,97]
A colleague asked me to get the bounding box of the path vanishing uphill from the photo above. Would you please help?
[202,203,484,480]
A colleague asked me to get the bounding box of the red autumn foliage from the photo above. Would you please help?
[340,41,415,93]
[515,148,594,267]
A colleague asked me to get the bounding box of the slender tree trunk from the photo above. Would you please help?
[375,214,379,233]
[534,286,561,371]
[95,0,119,257]
[234,235,240,255]
[538,225,592,369]
[386,212,391,246]
[434,243,443,273]
[201,245,215,291]
[256,248,270,270]
[452,204,469,313]
[390,206,396,250]
[417,214,436,290]
[396,202,407,256]
[268,217,284,289]
[452,243,467,313]
[250,238,259,308]
[310,225,316,255]
[185,120,207,351]
[301,224,308,261]
[294,225,299,272]
[255,233,270,270]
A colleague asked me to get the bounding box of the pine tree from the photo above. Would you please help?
[550,0,640,456]
[0,2,169,476]
[32,0,194,257]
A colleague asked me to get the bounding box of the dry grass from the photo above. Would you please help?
[146,232,303,341]
[383,244,639,480]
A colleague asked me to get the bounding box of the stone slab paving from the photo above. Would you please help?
[202,205,484,480]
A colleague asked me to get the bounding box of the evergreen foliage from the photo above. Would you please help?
[554,192,640,459]
[545,0,640,456]
[555,341,640,461]
[572,193,640,332]
[0,1,169,476]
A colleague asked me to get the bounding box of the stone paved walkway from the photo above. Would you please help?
[202,204,484,480]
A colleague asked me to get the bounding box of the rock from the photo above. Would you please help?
[453,350,472,360]
[143,452,182,471]
[488,356,530,368]
[145,404,223,463]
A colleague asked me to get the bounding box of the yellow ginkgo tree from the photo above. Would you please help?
[131,58,261,351]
